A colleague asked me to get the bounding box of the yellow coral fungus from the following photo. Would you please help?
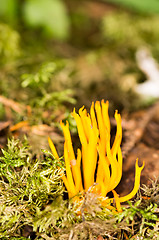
[48,100,145,212]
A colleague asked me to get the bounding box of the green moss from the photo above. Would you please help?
[0,138,159,239]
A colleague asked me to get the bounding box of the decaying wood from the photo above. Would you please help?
[122,101,159,159]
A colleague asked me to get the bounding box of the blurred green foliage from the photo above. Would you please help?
[1,1,159,122]
[23,0,70,40]
[0,0,70,40]
[106,0,159,14]
[102,13,159,53]
[0,23,20,63]
[0,58,76,125]
[0,0,18,24]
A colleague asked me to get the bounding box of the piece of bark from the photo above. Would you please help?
[122,101,159,158]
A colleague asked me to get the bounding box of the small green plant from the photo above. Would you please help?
[21,61,76,109]
[0,137,29,181]
[116,180,159,239]
[21,62,57,88]
[118,199,159,237]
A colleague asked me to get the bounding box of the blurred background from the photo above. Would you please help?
[1,0,159,148]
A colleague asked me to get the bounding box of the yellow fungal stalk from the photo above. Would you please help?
[48,100,145,213]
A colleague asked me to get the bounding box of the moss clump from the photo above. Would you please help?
[0,138,159,239]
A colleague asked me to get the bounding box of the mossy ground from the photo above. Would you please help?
[0,138,159,239]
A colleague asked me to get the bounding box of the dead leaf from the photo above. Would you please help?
[0,121,10,132]
[10,121,29,132]
[0,95,26,114]
[31,124,55,136]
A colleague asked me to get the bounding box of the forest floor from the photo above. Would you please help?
[1,1,159,239]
